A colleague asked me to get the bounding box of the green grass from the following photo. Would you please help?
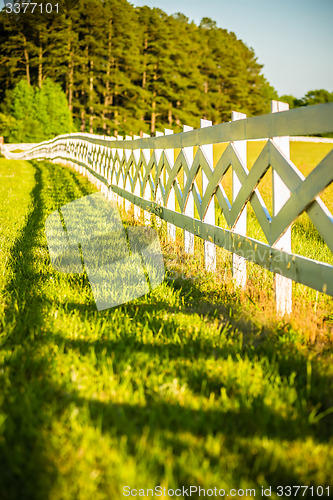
[0,156,332,500]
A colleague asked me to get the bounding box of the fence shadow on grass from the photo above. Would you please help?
[0,163,58,500]
[1,159,332,498]
[47,321,333,441]
[45,265,333,445]
[0,161,96,500]
[36,384,330,489]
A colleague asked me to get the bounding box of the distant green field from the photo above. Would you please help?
[0,151,332,500]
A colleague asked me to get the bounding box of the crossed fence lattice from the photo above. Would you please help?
[2,101,333,313]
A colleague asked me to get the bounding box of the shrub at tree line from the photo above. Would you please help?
[0,79,72,143]
[0,0,332,142]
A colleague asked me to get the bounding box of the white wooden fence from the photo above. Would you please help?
[2,101,333,315]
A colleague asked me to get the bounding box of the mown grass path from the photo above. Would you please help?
[0,158,332,499]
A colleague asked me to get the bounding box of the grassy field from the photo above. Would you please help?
[0,151,332,500]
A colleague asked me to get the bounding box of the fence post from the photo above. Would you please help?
[154,131,164,228]
[124,136,132,213]
[107,137,117,203]
[116,135,124,209]
[100,146,108,197]
[142,133,151,225]
[201,119,216,271]
[231,111,247,288]
[271,100,292,315]
[87,141,92,178]
[133,135,141,220]
[83,140,88,176]
[183,125,194,255]
[91,143,96,183]
[165,128,176,241]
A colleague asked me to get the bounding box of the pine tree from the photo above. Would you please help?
[0,0,280,137]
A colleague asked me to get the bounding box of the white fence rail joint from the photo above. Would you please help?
[2,101,333,314]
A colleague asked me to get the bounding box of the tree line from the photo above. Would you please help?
[0,0,331,142]
[280,89,333,109]
[0,0,279,139]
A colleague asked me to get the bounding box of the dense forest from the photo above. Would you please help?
[0,0,281,137]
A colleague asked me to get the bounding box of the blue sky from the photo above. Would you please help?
[132,0,333,98]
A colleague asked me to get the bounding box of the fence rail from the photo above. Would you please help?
[2,101,333,314]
